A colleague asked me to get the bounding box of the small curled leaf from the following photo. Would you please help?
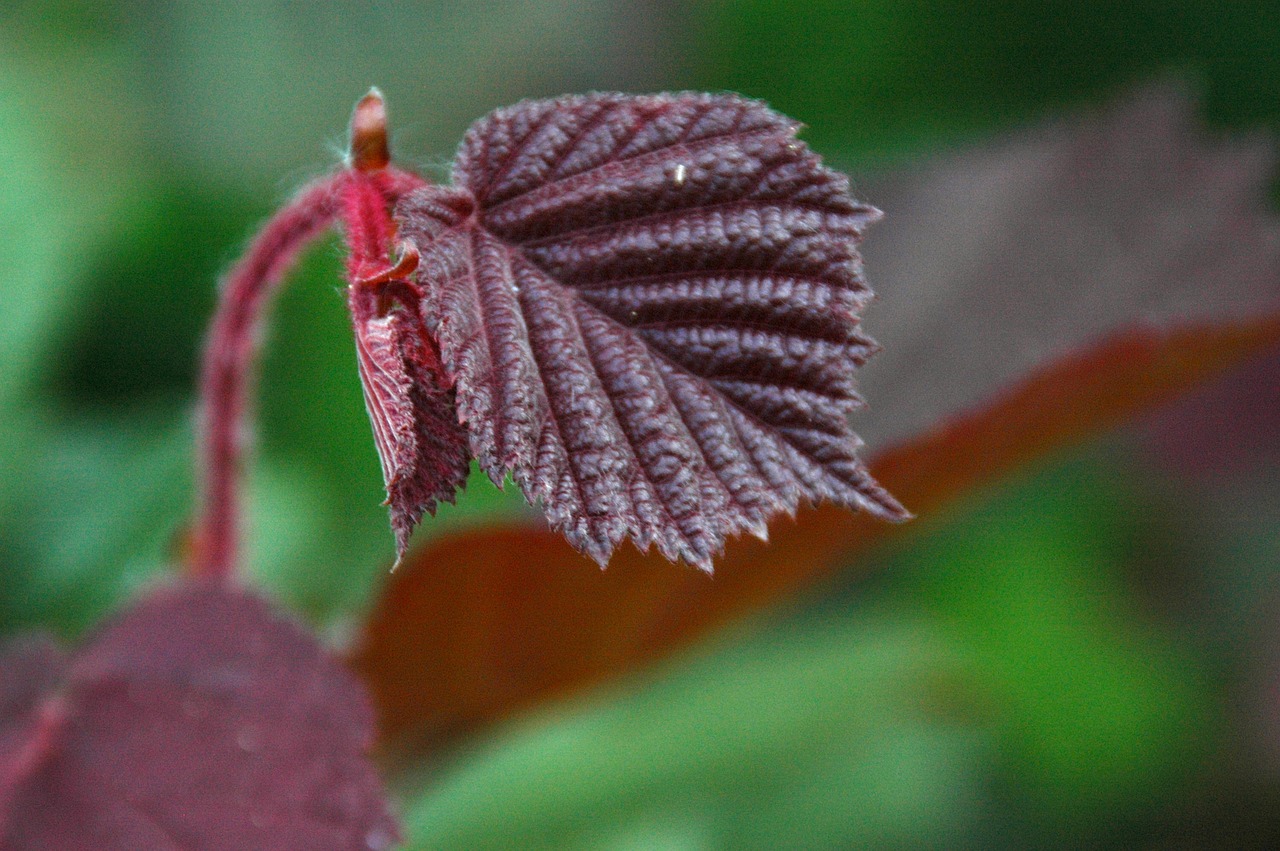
[394,92,906,569]
[349,275,472,563]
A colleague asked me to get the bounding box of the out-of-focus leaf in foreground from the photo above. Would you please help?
[352,83,1280,758]
[0,581,398,850]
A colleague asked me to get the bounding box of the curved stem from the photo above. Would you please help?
[191,177,342,580]
[190,165,427,581]
[192,85,427,581]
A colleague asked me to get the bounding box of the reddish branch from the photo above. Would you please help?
[191,90,425,580]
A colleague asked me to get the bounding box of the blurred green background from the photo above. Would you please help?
[2,1,1279,847]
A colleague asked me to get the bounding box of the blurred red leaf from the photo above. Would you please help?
[0,580,399,850]
[351,314,1279,757]
[856,82,1280,449]
[1145,340,1280,478]
[351,83,1280,759]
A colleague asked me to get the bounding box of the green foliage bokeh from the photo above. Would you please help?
[2,1,1278,847]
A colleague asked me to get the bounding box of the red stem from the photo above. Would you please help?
[191,166,427,581]
[191,89,423,581]
[191,177,342,580]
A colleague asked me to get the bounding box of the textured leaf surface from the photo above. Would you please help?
[394,92,906,569]
[349,275,472,561]
[0,580,399,850]
[353,85,1280,759]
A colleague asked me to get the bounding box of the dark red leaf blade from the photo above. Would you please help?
[352,84,1280,759]
[394,92,906,570]
[349,276,472,562]
[0,580,399,850]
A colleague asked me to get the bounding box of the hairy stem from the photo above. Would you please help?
[192,86,425,581]
[191,178,342,580]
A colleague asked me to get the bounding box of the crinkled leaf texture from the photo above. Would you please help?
[349,273,472,560]
[352,84,1280,759]
[393,92,906,569]
[0,580,399,851]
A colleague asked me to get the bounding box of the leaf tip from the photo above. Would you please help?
[350,87,390,172]
[867,487,913,523]
[859,204,885,228]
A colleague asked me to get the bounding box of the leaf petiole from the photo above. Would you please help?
[191,90,424,580]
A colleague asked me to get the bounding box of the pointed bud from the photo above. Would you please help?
[350,88,390,172]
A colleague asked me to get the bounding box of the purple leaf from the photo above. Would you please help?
[0,580,399,850]
[349,269,472,562]
[394,92,907,569]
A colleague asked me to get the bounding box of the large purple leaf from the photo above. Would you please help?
[394,93,907,569]
[0,580,399,850]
